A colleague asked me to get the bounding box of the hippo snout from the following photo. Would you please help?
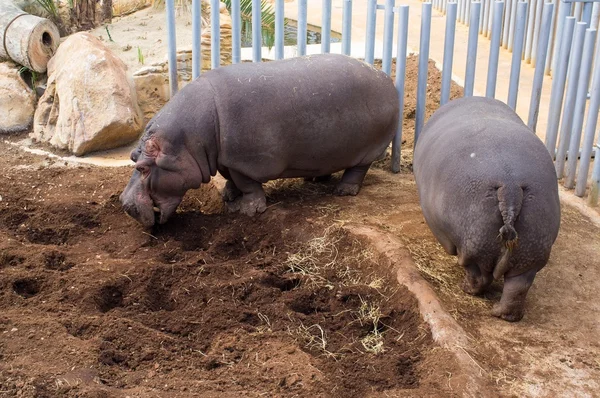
[119,190,156,228]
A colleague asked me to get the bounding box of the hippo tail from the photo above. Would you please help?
[493,185,523,280]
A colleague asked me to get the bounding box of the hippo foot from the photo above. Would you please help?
[334,182,361,196]
[222,180,242,202]
[491,303,524,322]
[461,279,486,296]
[226,194,267,217]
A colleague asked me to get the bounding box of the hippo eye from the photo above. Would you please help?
[136,164,150,177]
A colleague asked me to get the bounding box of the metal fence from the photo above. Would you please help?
[163,0,600,206]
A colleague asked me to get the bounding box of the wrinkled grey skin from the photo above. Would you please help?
[413,97,560,322]
[120,54,399,228]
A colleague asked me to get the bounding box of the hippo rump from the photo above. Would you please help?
[413,97,560,322]
[120,53,400,227]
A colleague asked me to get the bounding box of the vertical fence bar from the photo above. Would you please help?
[192,0,201,77]
[275,0,284,60]
[544,0,558,75]
[531,0,545,66]
[576,32,600,196]
[508,1,528,109]
[365,0,377,64]
[592,2,600,30]
[574,2,582,21]
[382,0,396,75]
[480,0,486,33]
[546,16,576,154]
[590,145,600,206]
[466,0,471,25]
[508,0,518,50]
[465,1,482,96]
[342,0,352,55]
[503,0,512,48]
[528,1,554,131]
[524,0,536,63]
[415,2,432,146]
[231,0,241,64]
[565,28,597,189]
[556,22,587,178]
[252,0,262,61]
[582,2,593,26]
[166,0,178,96]
[321,0,332,54]
[210,0,220,69]
[487,0,495,36]
[551,0,568,72]
[441,2,458,105]
[297,0,307,56]
[483,0,491,35]
[461,0,467,23]
[486,1,505,98]
[392,5,410,173]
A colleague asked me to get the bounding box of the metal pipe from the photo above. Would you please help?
[365,0,377,64]
[508,1,528,109]
[528,1,554,131]
[531,0,544,66]
[576,29,600,196]
[415,2,432,146]
[465,1,482,96]
[592,2,600,30]
[551,0,568,73]
[574,1,582,21]
[342,0,352,56]
[321,0,332,54]
[466,0,471,25]
[252,0,262,61]
[483,0,491,35]
[461,0,467,23]
[508,0,518,50]
[441,2,458,105]
[524,0,536,63]
[544,0,558,75]
[565,28,597,189]
[166,0,178,96]
[503,0,512,48]
[382,0,396,75]
[192,0,202,77]
[556,22,587,178]
[546,16,576,154]
[589,145,600,206]
[582,2,593,26]
[275,0,284,60]
[480,0,486,33]
[486,1,504,98]
[487,0,495,36]
[392,5,410,173]
[231,0,241,64]
[210,0,220,69]
[297,0,307,56]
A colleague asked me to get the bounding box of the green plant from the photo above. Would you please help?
[105,26,114,42]
[222,0,280,49]
[18,66,38,90]
[137,47,144,64]
[33,0,58,18]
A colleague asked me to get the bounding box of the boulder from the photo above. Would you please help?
[0,62,36,134]
[32,32,142,156]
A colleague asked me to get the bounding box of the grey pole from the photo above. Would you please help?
[531,0,545,66]
[392,5,410,173]
[275,0,284,60]
[382,0,396,75]
[166,0,178,96]
[589,145,600,206]
[252,0,262,62]
[231,0,241,64]
[544,0,558,75]
[365,0,377,64]
[342,0,352,55]
[508,1,528,109]
[527,1,554,131]
[551,0,568,74]
[466,0,471,25]
[298,0,307,56]
[508,0,518,50]
[556,22,587,178]
[545,16,576,154]
[192,0,202,78]
[483,0,491,35]
[582,2,593,26]
[565,28,597,189]
[415,2,432,146]
[321,0,332,54]
[486,1,505,98]
[592,2,600,30]
[465,1,482,96]
[480,0,486,33]
[503,0,512,48]
[210,0,220,69]
[524,0,536,63]
[441,2,458,105]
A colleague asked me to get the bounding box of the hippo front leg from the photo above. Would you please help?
[226,170,267,217]
[334,164,372,196]
[492,268,537,322]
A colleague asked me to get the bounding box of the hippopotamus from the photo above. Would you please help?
[120,54,399,227]
[413,97,560,322]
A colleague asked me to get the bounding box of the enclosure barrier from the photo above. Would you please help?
[163,0,600,206]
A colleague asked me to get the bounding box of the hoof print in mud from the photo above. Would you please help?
[94,284,125,313]
[13,278,42,298]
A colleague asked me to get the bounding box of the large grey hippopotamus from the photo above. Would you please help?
[413,97,560,322]
[120,54,399,227]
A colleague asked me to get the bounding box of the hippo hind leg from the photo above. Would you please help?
[460,261,493,296]
[491,268,537,322]
[334,163,371,196]
[222,180,242,202]
[226,170,267,217]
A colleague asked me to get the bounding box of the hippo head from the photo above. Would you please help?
[119,124,205,228]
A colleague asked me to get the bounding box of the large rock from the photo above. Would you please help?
[32,32,143,156]
[0,62,36,133]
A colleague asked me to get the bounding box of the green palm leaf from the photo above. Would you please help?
[223,0,283,49]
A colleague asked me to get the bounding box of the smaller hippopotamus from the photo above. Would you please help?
[120,54,399,227]
[413,97,560,322]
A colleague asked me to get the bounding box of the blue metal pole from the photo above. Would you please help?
[528,1,554,131]
[576,32,600,196]
[192,0,201,78]
[508,0,518,51]
[551,0,569,74]
[592,2,600,30]
[483,0,491,35]
[531,0,544,66]
[275,0,284,60]
[210,0,220,69]
[503,0,512,48]
[466,0,471,25]
[460,0,466,24]
[392,5,410,173]
[252,0,262,62]
[486,1,505,98]
[382,0,396,75]
[342,0,352,56]
[524,0,536,62]
[582,2,593,26]
[544,0,557,74]
[507,1,528,109]
[565,28,597,189]
[166,0,178,96]
[487,0,495,36]
[556,22,587,178]
[589,145,600,206]
[415,2,432,146]
[480,0,486,33]
[441,2,458,105]
[231,0,241,64]
[465,1,482,96]
[545,16,576,154]
[321,0,332,54]
[297,0,307,56]
[365,0,377,64]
